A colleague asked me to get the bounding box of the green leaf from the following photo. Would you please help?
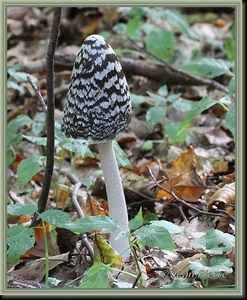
[22,135,48,146]
[228,77,235,95]
[146,106,166,128]
[17,155,44,189]
[142,140,153,151]
[129,207,143,231]
[134,224,174,251]
[143,211,159,224]
[7,80,25,94]
[158,84,168,97]
[172,99,194,112]
[166,122,187,144]
[150,220,181,234]
[161,279,195,289]
[130,94,147,107]
[78,262,112,288]
[113,140,132,169]
[163,9,200,40]
[7,225,35,263]
[147,91,167,106]
[59,215,118,234]
[126,14,142,37]
[191,228,235,254]
[178,58,231,78]
[225,107,235,139]
[7,115,32,146]
[189,256,233,279]
[178,96,220,134]
[38,210,72,226]
[62,140,94,158]
[7,203,37,215]
[146,29,176,62]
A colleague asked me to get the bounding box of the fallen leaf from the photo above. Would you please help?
[204,128,233,145]
[93,234,122,268]
[8,253,70,282]
[157,168,207,203]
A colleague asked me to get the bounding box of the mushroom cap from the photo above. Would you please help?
[61,34,132,143]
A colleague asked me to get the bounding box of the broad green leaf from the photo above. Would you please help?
[158,85,168,96]
[134,224,174,251]
[163,9,199,40]
[225,107,235,139]
[78,262,112,288]
[62,140,94,158]
[178,96,220,134]
[130,94,147,107]
[128,207,143,231]
[7,203,37,215]
[146,106,166,128]
[38,210,71,226]
[178,58,231,78]
[143,211,159,224]
[113,140,132,169]
[160,279,195,289]
[228,77,235,95]
[17,155,44,189]
[126,14,142,37]
[22,135,48,146]
[189,256,233,279]
[166,122,187,144]
[142,140,153,151]
[7,80,25,94]
[59,215,118,234]
[172,99,194,112]
[147,91,167,106]
[7,115,32,146]
[146,29,176,62]
[150,220,181,234]
[7,225,35,263]
[191,228,235,254]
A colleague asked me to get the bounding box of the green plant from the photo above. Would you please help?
[190,229,235,288]
[7,112,132,192]
[7,62,37,94]
[7,205,180,287]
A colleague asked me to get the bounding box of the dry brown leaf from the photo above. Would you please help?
[21,222,60,259]
[157,168,207,203]
[204,128,233,145]
[7,214,31,225]
[207,182,235,211]
[8,253,70,282]
[163,146,200,178]
[83,194,108,216]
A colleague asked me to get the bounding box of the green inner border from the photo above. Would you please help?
[1,0,243,297]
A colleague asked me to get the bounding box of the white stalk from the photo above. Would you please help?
[97,140,130,261]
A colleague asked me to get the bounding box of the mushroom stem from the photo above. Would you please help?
[97,140,130,261]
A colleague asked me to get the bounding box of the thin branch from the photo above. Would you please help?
[31,7,61,226]
[27,74,47,113]
[70,178,94,261]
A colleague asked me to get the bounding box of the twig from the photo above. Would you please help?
[68,174,94,261]
[146,165,235,223]
[27,74,47,113]
[31,7,61,226]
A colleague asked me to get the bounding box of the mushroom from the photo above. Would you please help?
[61,34,132,261]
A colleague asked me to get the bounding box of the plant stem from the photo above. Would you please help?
[97,140,130,261]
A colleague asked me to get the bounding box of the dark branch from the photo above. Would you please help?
[31,8,61,226]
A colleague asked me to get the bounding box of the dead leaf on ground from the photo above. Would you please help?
[157,168,207,203]
[8,252,70,282]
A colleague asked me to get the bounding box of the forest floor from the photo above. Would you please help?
[6,7,236,290]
